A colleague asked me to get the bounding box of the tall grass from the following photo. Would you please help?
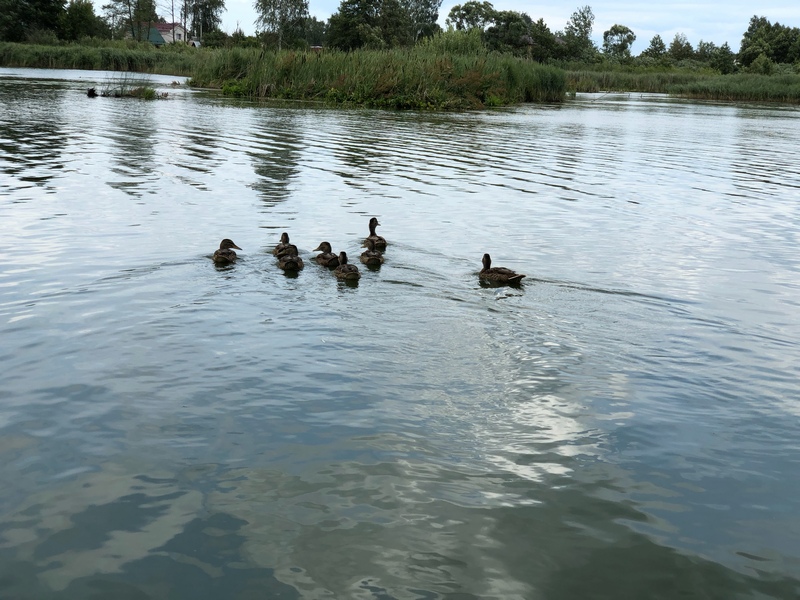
[0,41,200,75]
[566,70,715,93]
[669,73,800,103]
[190,47,566,109]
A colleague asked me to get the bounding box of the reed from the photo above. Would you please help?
[669,73,800,103]
[189,47,566,109]
[566,69,714,93]
[0,41,200,75]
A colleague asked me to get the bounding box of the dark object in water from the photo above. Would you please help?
[479,253,526,284]
[87,87,97,98]
[213,238,242,263]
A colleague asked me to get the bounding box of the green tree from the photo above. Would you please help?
[484,10,532,56]
[406,0,441,41]
[667,32,694,61]
[327,0,380,49]
[640,34,666,58]
[710,41,736,74]
[529,18,556,62]
[61,0,107,39]
[304,15,326,46]
[694,39,717,62]
[445,1,495,31]
[739,15,800,66]
[602,23,635,59]
[254,0,309,49]
[105,0,157,41]
[0,0,67,41]
[561,5,596,61]
[184,0,225,40]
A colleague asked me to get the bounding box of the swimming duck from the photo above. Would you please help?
[213,239,242,263]
[363,217,387,251]
[360,238,384,266]
[277,246,304,271]
[273,232,297,257]
[313,241,340,268]
[334,252,361,281]
[479,253,526,284]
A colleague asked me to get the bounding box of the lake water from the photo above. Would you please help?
[1,67,799,599]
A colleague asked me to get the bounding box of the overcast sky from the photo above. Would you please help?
[195,0,800,54]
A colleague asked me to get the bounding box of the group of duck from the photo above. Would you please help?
[212,216,526,285]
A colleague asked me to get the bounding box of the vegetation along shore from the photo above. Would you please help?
[2,0,800,108]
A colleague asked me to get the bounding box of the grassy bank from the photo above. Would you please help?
[189,47,566,109]
[566,69,716,94]
[669,73,800,103]
[0,41,199,76]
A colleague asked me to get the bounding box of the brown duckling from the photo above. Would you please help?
[333,252,361,281]
[360,238,384,266]
[273,232,297,257]
[363,217,387,251]
[213,238,242,263]
[278,246,304,271]
[479,253,526,284]
[313,241,340,268]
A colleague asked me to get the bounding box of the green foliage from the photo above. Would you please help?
[445,1,495,31]
[254,0,309,50]
[667,33,694,61]
[560,5,596,60]
[602,24,635,60]
[739,15,800,67]
[416,27,486,55]
[188,46,566,109]
[61,0,107,41]
[640,34,665,59]
[671,73,800,103]
[0,40,200,74]
[747,52,775,75]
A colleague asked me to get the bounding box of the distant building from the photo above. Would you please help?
[154,23,188,44]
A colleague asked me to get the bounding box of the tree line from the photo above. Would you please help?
[1,0,799,75]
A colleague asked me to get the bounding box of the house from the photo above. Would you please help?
[154,23,188,44]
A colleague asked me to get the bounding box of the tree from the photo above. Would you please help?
[694,39,717,62]
[640,34,665,58]
[445,1,495,31]
[602,24,635,59]
[739,15,800,66]
[710,42,736,74]
[303,15,326,46]
[327,0,381,50]
[105,0,157,41]
[405,0,442,41]
[667,32,694,61]
[254,0,308,49]
[561,5,596,61]
[0,0,66,41]
[529,18,557,62]
[61,0,107,39]
[484,10,532,56]
[184,0,225,40]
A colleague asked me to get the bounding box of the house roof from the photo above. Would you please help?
[154,23,184,33]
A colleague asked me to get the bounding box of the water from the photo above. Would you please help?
[1,67,799,599]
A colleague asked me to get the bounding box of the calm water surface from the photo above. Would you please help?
[1,67,799,599]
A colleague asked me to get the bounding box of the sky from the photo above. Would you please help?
[193,0,800,54]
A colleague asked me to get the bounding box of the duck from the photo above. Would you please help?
[213,238,242,263]
[277,246,304,271]
[333,252,361,281]
[273,232,297,257]
[313,241,340,268]
[363,217,387,251]
[360,238,384,266]
[479,253,526,284]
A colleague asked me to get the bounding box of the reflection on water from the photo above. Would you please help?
[1,69,800,598]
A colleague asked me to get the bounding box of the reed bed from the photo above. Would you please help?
[0,42,199,76]
[566,70,714,93]
[189,48,566,109]
[669,73,800,103]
